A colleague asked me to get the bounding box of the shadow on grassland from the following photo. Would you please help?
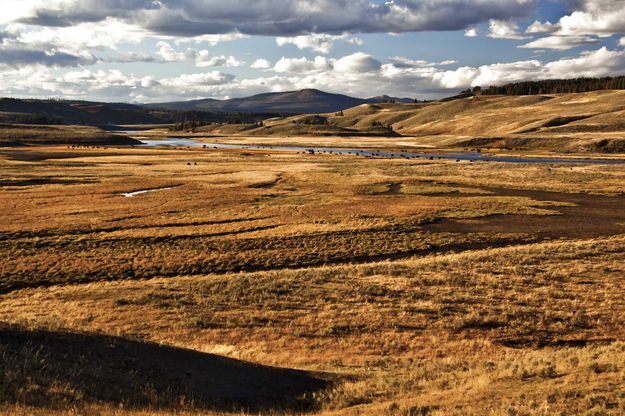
[0,324,330,413]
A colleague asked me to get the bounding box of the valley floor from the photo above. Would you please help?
[1,143,624,415]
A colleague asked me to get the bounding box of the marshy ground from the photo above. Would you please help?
[1,143,625,415]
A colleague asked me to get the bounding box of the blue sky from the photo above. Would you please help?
[0,0,624,102]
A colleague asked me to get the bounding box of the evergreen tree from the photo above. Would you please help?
[478,76,625,96]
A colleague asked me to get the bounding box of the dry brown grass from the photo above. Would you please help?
[5,146,592,292]
[2,237,625,415]
[175,90,625,154]
[0,125,139,146]
[1,144,624,415]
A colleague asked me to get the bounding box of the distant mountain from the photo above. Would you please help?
[0,98,165,125]
[146,89,414,114]
[0,89,415,126]
[0,98,272,126]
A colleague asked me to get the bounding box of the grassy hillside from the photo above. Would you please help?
[199,90,625,152]
[388,91,625,137]
[0,324,327,413]
[0,98,273,126]
[5,90,625,154]
[0,98,165,125]
[0,124,141,146]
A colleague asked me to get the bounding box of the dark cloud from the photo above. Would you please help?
[19,0,538,36]
[19,0,157,26]
[0,47,96,67]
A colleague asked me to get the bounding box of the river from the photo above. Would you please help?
[133,137,625,165]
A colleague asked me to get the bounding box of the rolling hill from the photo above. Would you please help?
[191,90,625,152]
[4,89,625,152]
[0,90,413,126]
[0,324,329,412]
[146,89,414,113]
[0,124,142,146]
[0,98,273,126]
[0,98,166,125]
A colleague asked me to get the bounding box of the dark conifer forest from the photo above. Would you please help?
[471,76,625,95]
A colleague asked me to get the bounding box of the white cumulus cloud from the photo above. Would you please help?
[273,56,331,73]
[519,1,625,50]
[464,28,479,37]
[195,52,242,67]
[487,19,529,40]
[250,58,272,69]
[333,52,381,73]
[525,20,558,33]
[276,34,364,54]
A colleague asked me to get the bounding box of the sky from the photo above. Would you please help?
[0,0,624,103]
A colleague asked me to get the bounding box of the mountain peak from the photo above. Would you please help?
[147,89,371,114]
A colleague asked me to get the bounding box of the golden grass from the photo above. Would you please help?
[0,125,138,145]
[1,144,624,415]
[2,237,625,415]
[5,147,588,292]
[168,90,625,154]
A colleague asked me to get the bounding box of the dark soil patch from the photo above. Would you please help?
[384,182,403,195]
[587,138,625,153]
[542,115,592,128]
[248,175,283,189]
[494,336,616,349]
[0,178,96,186]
